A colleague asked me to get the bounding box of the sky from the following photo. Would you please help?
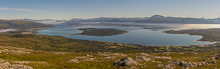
[0,0,220,20]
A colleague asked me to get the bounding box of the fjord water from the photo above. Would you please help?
[36,24,215,46]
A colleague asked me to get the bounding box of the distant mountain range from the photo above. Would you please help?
[66,15,220,24]
[68,17,149,23]
[19,19,67,24]
[19,19,55,22]
[207,18,220,23]
[137,15,219,24]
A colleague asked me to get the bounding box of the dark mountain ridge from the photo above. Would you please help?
[66,15,220,24]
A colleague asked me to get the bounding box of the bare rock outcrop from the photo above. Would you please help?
[0,59,33,69]
[139,53,150,56]
[114,57,139,66]
[133,56,151,62]
[3,64,33,69]
[0,59,11,67]
[164,59,214,69]
[69,59,80,63]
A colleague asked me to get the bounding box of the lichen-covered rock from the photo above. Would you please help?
[105,56,116,60]
[164,60,180,69]
[82,58,95,61]
[11,61,47,64]
[157,64,164,67]
[112,53,127,56]
[6,64,33,69]
[211,57,217,63]
[179,61,195,67]
[0,59,33,69]
[0,59,11,67]
[69,59,80,63]
[164,59,215,69]
[114,57,139,66]
[152,56,172,60]
[139,53,150,56]
[133,56,150,62]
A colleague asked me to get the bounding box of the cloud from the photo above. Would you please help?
[0,7,45,12]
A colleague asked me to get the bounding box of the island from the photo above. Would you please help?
[72,28,129,36]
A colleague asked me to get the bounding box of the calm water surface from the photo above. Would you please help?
[37,24,216,46]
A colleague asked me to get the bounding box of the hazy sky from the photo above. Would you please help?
[0,0,220,20]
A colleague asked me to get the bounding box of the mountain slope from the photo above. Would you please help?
[0,20,53,29]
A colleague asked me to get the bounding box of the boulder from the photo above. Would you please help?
[211,57,217,63]
[164,60,180,68]
[114,57,139,66]
[0,59,11,67]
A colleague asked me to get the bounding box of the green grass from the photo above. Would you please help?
[1,50,218,69]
